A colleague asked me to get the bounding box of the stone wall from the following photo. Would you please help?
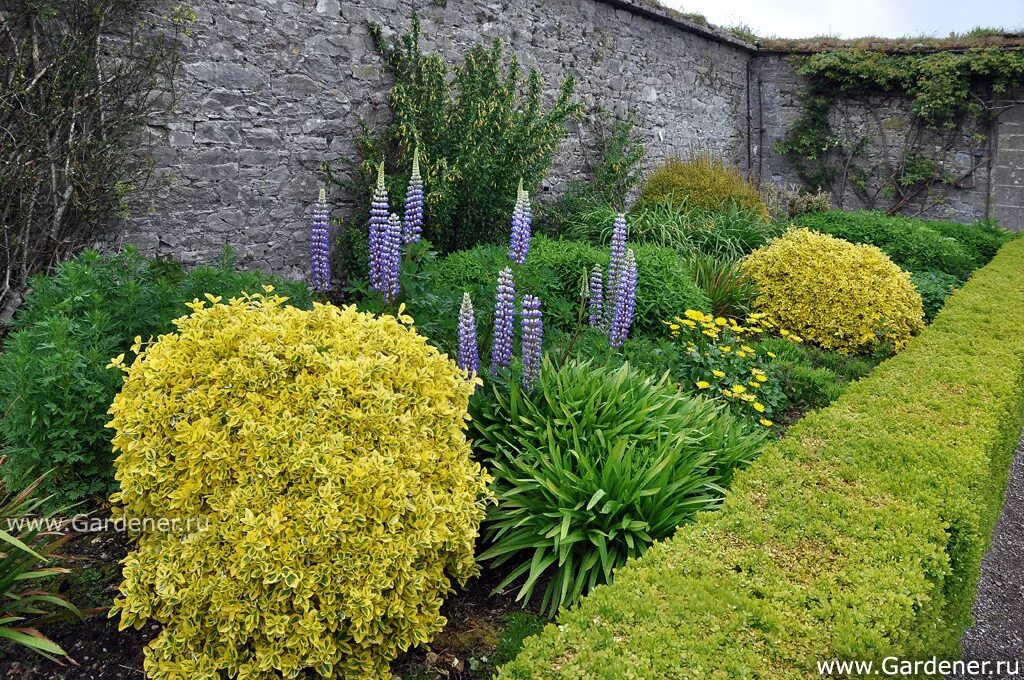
[119,0,756,277]
[752,54,999,225]
[115,1,1024,281]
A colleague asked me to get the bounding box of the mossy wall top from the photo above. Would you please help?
[121,0,1024,279]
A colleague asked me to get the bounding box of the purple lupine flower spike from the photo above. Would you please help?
[587,264,603,328]
[382,212,403,303]
[508,179,532,265]
[368,161,390,294]
[457,292,480,376]
[604,212,629,325]
[309,187,332,293]
[609,249,638,349]
[402,147,424,245]
[491,267,516,372]
[520,294,543,391]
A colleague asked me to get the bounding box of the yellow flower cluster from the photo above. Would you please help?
[668,310,788,428]
[667,310,803,347]
[741,228,925,354]
[107,291,492,679]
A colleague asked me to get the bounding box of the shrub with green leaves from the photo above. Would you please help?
[423,236,708,344]
[910,270,962,322]
[796,210,997,278]
[0,248,311,506]
[501,238,1024,678]
[472,358,767,618]
[636,154,769,219]
[344,16,580,254]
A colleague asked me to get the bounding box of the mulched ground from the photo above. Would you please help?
[952,436,1024,679]
[0,530,154,680]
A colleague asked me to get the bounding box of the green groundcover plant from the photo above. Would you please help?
[500,238,1024,677]
[0,248,311,506]
[472,357,767,618]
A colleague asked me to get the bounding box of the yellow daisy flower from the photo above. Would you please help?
[696,380,711,389]
[753,402,766,413]
[712,370,726,378]
[759,418,773,427]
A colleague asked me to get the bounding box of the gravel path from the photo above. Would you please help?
[950,437,1024,679]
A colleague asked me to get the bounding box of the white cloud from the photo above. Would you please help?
[660,0,1024,39]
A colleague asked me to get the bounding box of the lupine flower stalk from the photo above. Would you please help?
[604,212,629,325]
[381,213,403,303]
[309,186,332,293]
[587,264,603,328]
[368,161,390,293]
[508,180,533,265]
[457,292,480,376]
[491,267,516,372]
[609,249,638,349]
[520,294,543,391]
[402,147,424,245]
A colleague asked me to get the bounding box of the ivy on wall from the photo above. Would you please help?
[775,47,1024,214]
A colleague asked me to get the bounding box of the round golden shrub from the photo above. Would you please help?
[740,229,925,354]
[636,153,770,219]
[107,291,491,679]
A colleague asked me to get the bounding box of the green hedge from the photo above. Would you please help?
[797,210,1015,278]
[500,239,1024,678]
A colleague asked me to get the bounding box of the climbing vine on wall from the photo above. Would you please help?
[775,47,1024,214]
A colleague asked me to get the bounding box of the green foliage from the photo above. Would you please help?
[422,236,708,347]
[921,216,1017,263]
[489,613,548,669]
[686,253,758,319]
[757,337,879,413]
[500,237,1024,679]
[637,154,769,219]
[0,472,80,660]
[558,202,781,261]
[910,270,962,322]
[540,112,646,233]
[741,229,925,354]
[350,15,580,253]
[109,293,490,679]
[473,358,767,617]
[0,248,311,506]
[797,210,999,277]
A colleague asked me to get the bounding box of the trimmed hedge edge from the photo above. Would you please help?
[500,239,1024,679]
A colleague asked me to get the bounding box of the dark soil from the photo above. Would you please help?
[0,529,155,680]
[0,529,543,680]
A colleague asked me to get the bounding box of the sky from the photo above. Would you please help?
[659,0,1024,39]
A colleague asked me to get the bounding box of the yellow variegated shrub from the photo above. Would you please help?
[107,291,491,679]
[741,229,924,354]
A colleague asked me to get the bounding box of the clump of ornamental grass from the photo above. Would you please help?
[472,357,767,617]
